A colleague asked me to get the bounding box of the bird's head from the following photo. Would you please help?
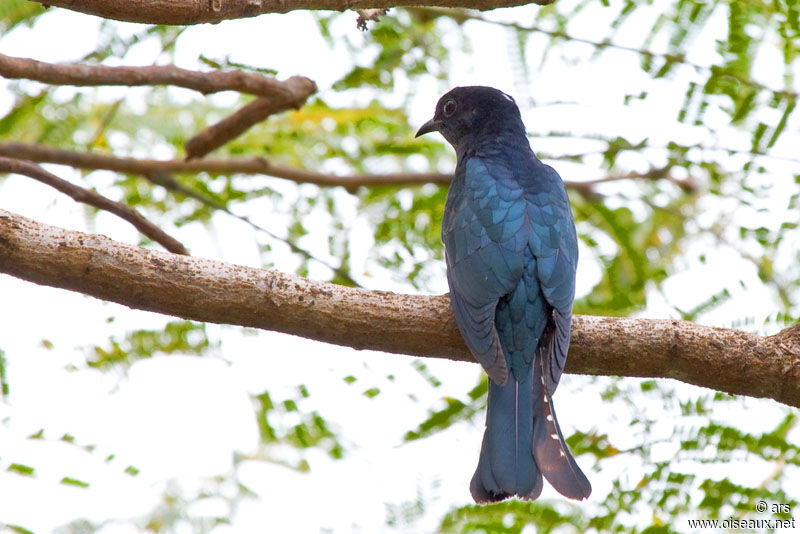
[415,86,525,149]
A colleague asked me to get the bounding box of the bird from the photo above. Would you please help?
[416,86,591,503]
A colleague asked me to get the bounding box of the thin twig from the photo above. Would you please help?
[567,167,697,195]
[0,53,308,98]
[411,8,798,100]
[531,131,800,166]
[184,75,317,159]
[0,156,189,255]
[88,99,123,149]
[145,171,360,286]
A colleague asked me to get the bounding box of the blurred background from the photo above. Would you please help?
[0,0,799,532]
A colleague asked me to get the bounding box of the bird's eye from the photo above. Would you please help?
[443,99,457,118]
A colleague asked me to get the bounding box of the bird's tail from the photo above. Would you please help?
[470,365,591,503]
[532,362,592,500]
[470,373,542,502]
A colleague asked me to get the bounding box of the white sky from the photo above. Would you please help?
[1,1,799,532]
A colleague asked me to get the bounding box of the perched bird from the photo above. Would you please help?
[416,86,591,503]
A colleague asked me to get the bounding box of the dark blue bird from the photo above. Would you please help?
[416,86,591,503]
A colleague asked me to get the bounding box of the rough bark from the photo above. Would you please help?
[1,209,798,407]
[32,0,554,25]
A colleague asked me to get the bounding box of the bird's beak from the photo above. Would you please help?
[415,118,439,138]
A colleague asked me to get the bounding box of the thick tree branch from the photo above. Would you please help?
[1,209,798,407]
[184,75,317,159]
[32,0,554,25]
[0,143,693,192]
[0,158,188,255]
[0,53,309,98]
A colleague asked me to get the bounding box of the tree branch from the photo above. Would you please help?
[0,147,354,282]
[0,143,692,192]
[184,75,317,159]
[1,209,798,407]
[0,141,449,187]
[0,53,310,98]
[31,0,554,25]
[0,158,188,255]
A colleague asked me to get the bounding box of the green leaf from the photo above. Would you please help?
[60,477,90,488]
[8,463,34,476]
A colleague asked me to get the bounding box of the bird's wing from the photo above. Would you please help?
[443,157,529,385]
[524,163,579,396]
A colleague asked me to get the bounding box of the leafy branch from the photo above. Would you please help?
[412,7,799,101]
